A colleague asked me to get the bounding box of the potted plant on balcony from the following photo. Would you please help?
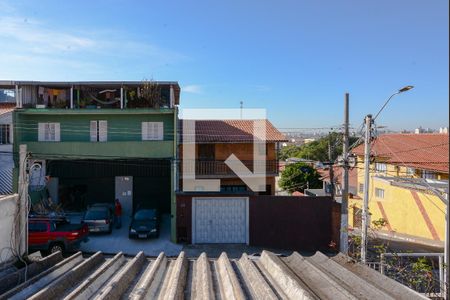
[137,79,163,108]
[79,98,87,108]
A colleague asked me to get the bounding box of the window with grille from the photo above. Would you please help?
[141,122,163,140]
[0,124,10,144]
[38,123,60,141]
[406,167,415,176]
[359,183,364,193]
[375,163,387,174]
[375,188,385,199]
[421,170,437,180]
[90,120,108,142]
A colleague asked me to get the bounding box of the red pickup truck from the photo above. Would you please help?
[28,217,89,255]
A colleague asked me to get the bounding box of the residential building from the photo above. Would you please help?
[176,119,288,244]
[2,80,180,241]
[0,102,15,194]
[349,133,449,246]
[178,119,287,195]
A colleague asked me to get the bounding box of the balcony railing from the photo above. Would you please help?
[181,159,279,177]
[12,83,177,109]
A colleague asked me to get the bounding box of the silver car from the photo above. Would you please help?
[83,206,113,234]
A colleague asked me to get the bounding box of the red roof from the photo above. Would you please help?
[352,133,449,173]
[183,119,287,143]
[0,103,15,116]
[318,166,358,188]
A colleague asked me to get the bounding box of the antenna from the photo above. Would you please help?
[240,101,243,119]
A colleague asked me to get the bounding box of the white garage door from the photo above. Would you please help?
[192,197,249,244]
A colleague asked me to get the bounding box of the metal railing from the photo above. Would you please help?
[379,252,447,299]
[181,159,279,177]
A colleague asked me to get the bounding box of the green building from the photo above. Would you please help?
[1,80,180,241]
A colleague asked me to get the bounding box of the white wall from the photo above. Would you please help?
[0,194,25,264]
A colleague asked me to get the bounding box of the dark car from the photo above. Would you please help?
[83,206,113,234]
[129,208,160,239]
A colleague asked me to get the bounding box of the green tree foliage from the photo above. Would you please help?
[278,162,322,193]
[279,132,360,162]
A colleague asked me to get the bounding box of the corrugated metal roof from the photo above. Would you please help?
[0,250,426,299]
[0,168,13,195]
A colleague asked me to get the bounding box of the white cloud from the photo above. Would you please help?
[0,16,96,53]
[0,4,187,79]
[183,85,203,94]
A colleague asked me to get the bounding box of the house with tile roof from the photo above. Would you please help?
[349,133,449,247]
[178,119,287,195]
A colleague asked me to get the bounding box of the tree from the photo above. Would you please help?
[278,162,322,193]
[279,132,360,162]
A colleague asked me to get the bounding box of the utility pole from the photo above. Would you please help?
[328,134,334,200]
[340,93,350,255]
[361,114,372,264]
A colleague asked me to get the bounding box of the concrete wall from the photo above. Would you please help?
[14,111,174,142]
[0,194,24,264]
[176,194,335,251]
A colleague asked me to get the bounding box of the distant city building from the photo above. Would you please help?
[439,127,448,134]
[414,126,435,134]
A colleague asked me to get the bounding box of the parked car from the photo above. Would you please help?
[129,208,160,239]
[28,217,89,255]
[89,202,114,216]
[83,206,113,234]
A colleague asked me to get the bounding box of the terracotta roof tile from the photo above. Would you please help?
[352,133,449,173]
[182,119,287,143]
[0,103,15,116]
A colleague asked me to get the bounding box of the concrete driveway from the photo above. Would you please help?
[79,214,182,256]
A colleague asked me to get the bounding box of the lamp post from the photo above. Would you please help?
[360,85,414,264]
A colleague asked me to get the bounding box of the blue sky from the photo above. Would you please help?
[0,0,448,131]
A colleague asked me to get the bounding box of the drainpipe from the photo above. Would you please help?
[15,84,20,108]
[120,87,124,109]
[70,86,74,109]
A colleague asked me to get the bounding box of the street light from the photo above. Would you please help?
[373,85,414,121]
[360,85,414,265]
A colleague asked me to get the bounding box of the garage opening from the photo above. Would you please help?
[192,197,249,244]
[45,159,171,214]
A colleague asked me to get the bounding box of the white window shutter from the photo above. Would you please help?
[44,123,51,141]
[142,122,163,140]
[157,122,163,140]
[99,120,107,142]
[38,123,45,141]
[151,123,158,140]
[54,123,60,141]
[142,122,148,140]
[90,121,98,142]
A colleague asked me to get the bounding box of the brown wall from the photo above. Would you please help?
[331,201,341,251]
[176,194,337,251]
[179,143,277,160]
[213,143,276,160]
